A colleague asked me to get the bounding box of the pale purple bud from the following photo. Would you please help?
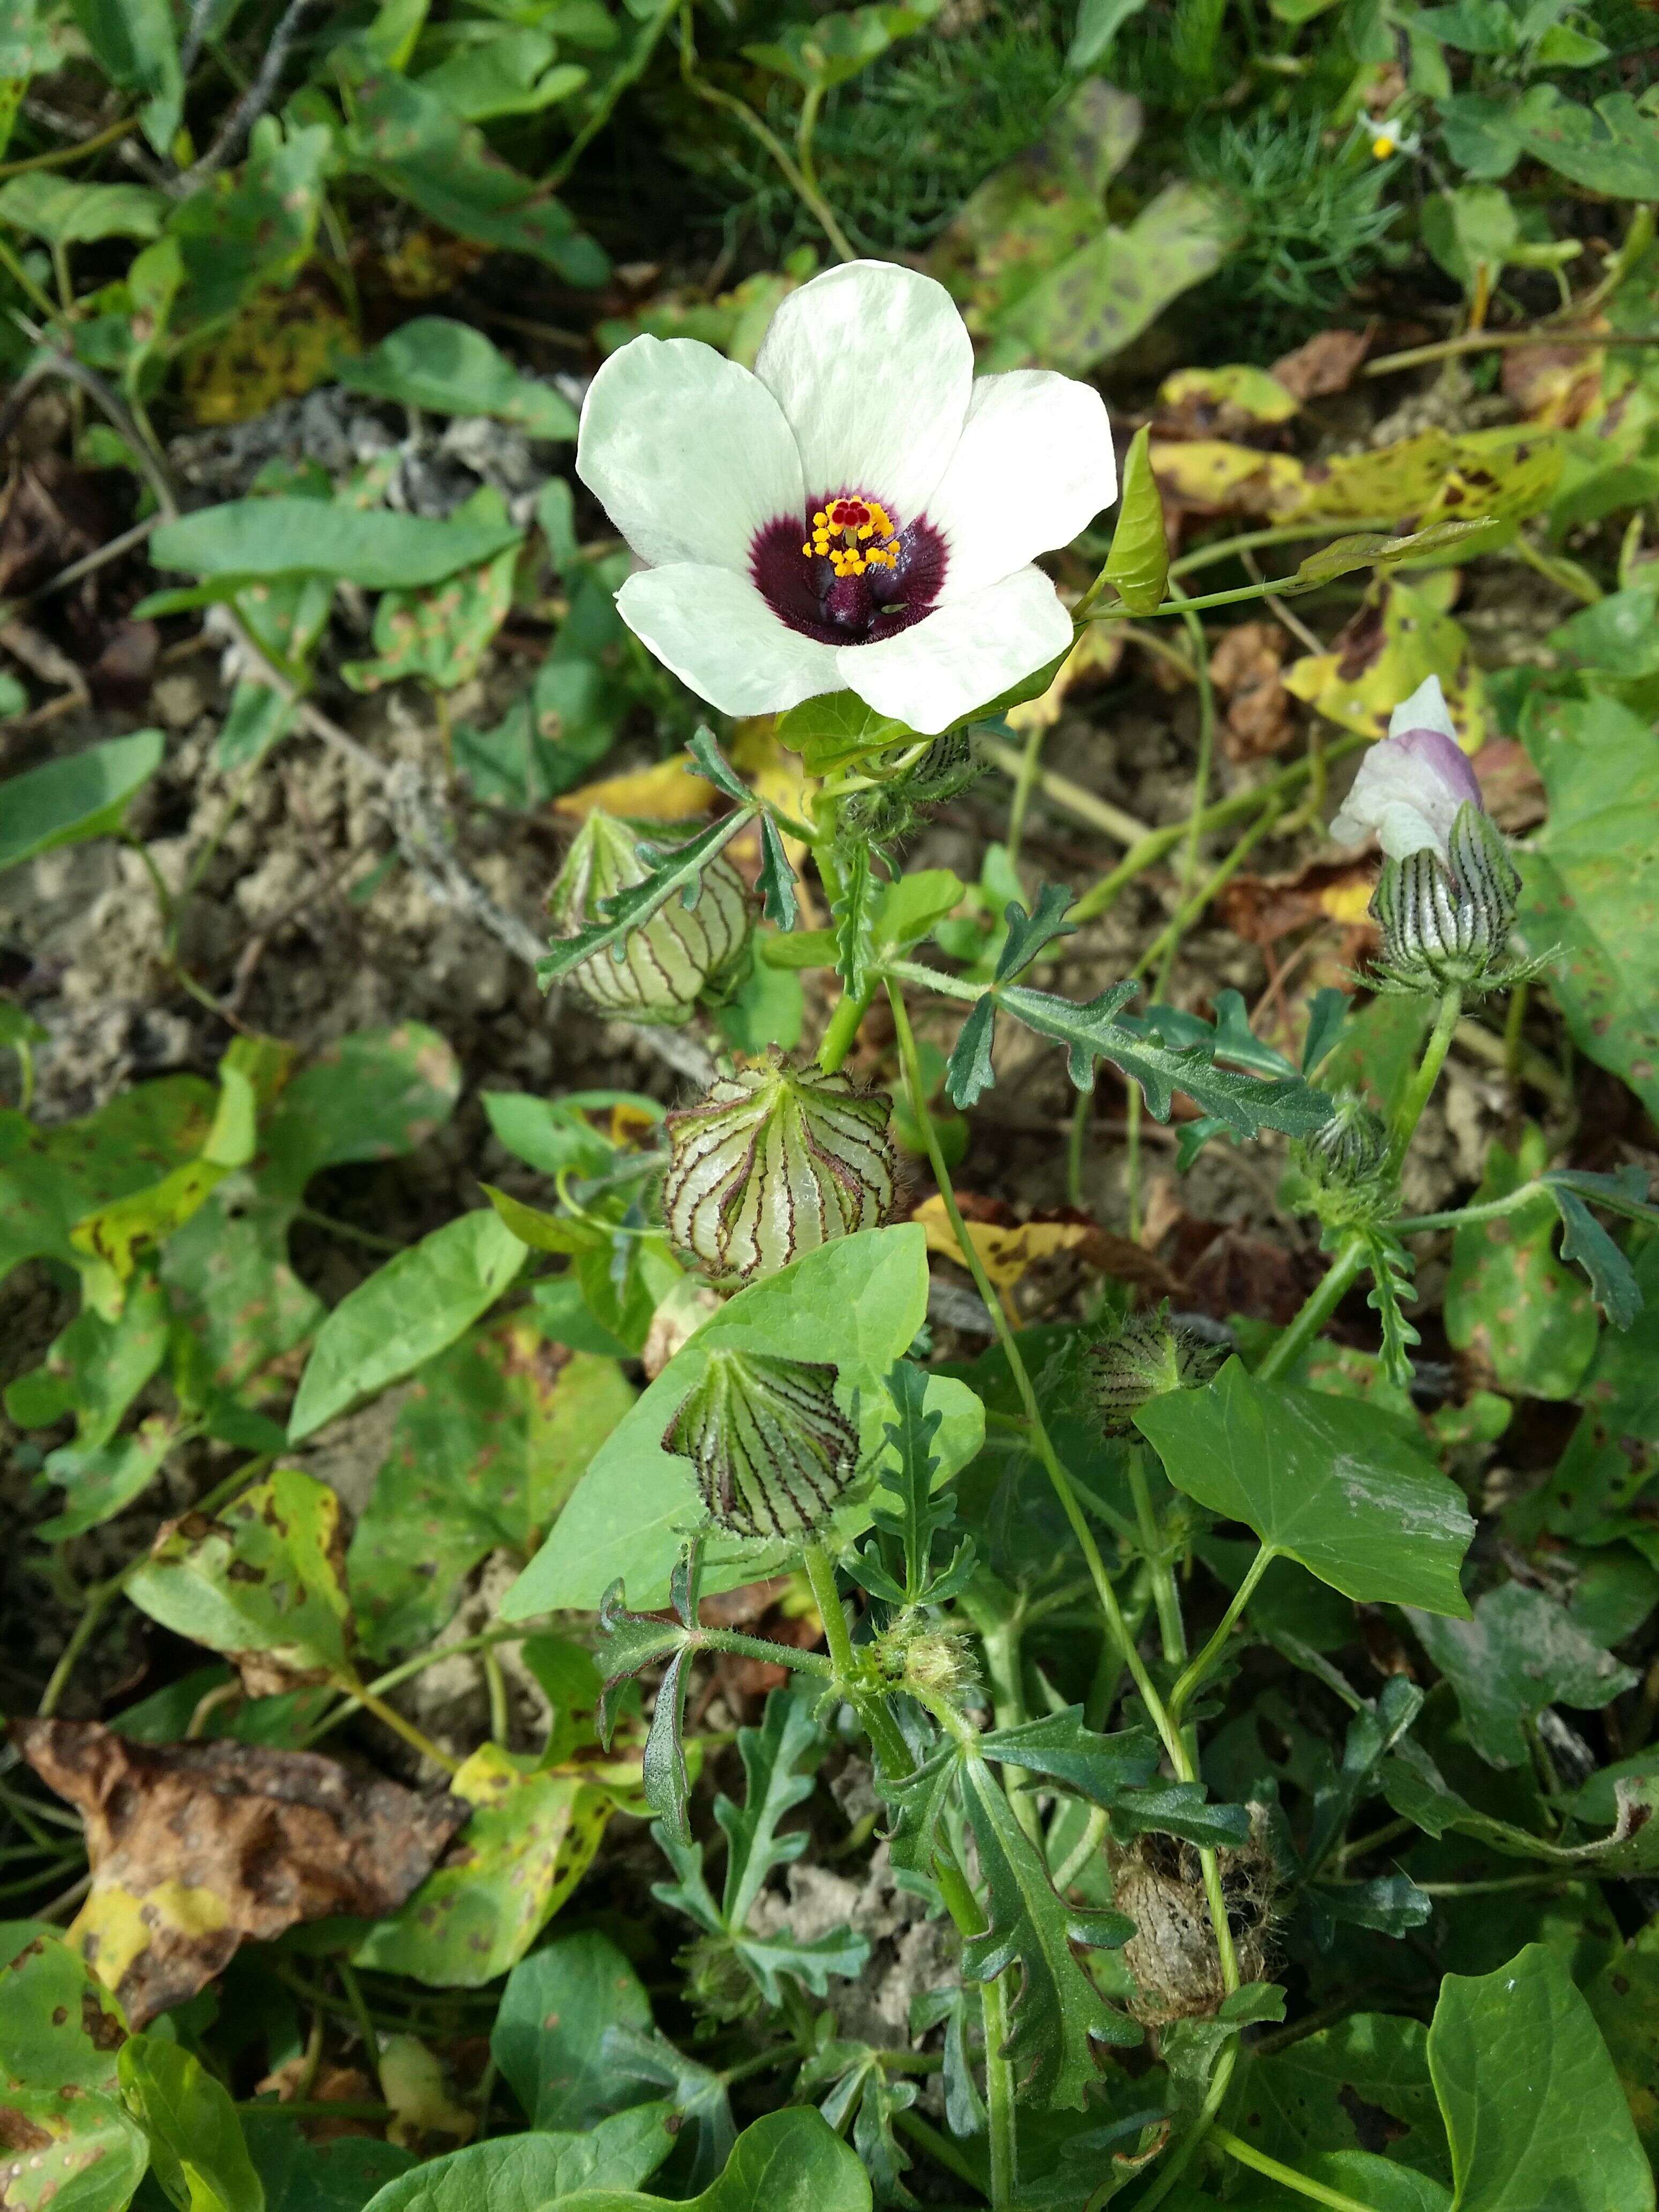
[1329,675,1483,862]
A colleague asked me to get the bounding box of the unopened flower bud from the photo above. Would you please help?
[1306,1092,1389,1184]
[549,810,752,1027]
[664,1347,859,1540]
[1371,801,1521,992]
[663,1057,896,1283]
[1092,1304,1222,1434]
[1329,676,1481,864]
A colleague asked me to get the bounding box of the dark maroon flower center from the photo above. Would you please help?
[750,487,947,647]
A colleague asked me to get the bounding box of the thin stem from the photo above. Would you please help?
[1004,715,1048,877]
[1133,2044,1238,2212]
[348,1683,462,1777]
[1211,2128,1382,2212]
[693,1627,832,1677]
[1125,1446,1185,1669]
[0,116,139,180]
[893,2107,989,2196]
[981,1972,1018,2210]
[549,0,677,189]
[1254,1236,1367,1385]
[1389,989,1463,1169]
[337,1961,384,2101]
[1393,1182,1550,1236]
[678,8,855,263]
[1168,1547,1275,1727]
[1364,326,1659,376]
[974,733,1152,848]
[1167,520,1403,581]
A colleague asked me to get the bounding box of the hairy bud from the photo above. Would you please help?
[1306,1092,1389,1184]
[664,1347,860,1541]
[1370,801,1522,994]
[663,1056,896,1283]
[549,810,752,1026]
[1092,1304,1223,1434]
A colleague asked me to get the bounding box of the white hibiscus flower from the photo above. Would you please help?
[575,259,1118,736]
[1329,675,1484,863]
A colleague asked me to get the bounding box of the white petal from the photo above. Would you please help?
[616,564,842,718]
[1387,672,1456,742]
[1331,744,1466,861]
[837,566,1073,736]
[753,260,973,525]
[577,337,804,573]
[924,371,1118,602]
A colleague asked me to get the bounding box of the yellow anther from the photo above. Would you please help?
[1371,133,1392,158]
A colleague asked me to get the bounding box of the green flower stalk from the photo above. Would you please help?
[664,1347,860,1540]
[662,1056,896,1283]
[549,809,752,1026]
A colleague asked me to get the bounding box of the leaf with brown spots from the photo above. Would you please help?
[9,1720,465,2028]
[1269,326,1372,401]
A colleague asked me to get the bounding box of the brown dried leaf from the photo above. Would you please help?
[1217,857,1378,947]
[1501,332,1605,429]
[1269,327,1373,402]
[1208,620,1296,761]
[10,1719,466,2027]
[1472,736,1546,831]
[915,1192,1180,1297]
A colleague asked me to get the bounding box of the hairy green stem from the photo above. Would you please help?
[1254,1236,1367,1385]
[1168,1547,1275,1727]
[1132,2044,1239,2212]
[1211,2128,1382,2212]
[1389,989,1463,1168]
[1124,1446,1185,1670]
[817,979,877,1074]
[981,1971,1018,2210]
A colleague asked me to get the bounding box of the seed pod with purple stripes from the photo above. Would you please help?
[549,810,753,1027]
[664,1347,860,1540]
[1370,801,1524,996]
[662,1056,896,1284]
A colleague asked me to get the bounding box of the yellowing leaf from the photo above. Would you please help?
[1284,577,1489,746]
[1156,363,1300,430]
[915,1192,1095,1291]
[183,285,358,425]
[380,2035,476,2150]
[554,754,717,821]
[1149,439,1306,516]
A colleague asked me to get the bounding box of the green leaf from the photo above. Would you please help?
[492,1930,655,2128]
[994,885,1078,984]
[1508,86,1659,199]
[875,870,965,955]
[644,1645,694,1843]
[243,2124,412,2212]
[1228,2012,1448,2181]
[549,2108,872,2212]
[69,0,182,154]
[1587,1922,1659,2171]
[958,1747,1137,2108]
[342,485,520,693]
[348,1314,634,1656]
[1097,425,1167,614]
[1518,684,1659,1126]
[1288,519,1496,590]
[854,1357,976,1604]
[149,502,522,593]
[352,1743,611,1985]
[38,1413,181,1541]
[1445,1127,1598,1395]
[1134,1359,1474,1613]
[1066,0,1148,69]
[0,1929,128,2095]
[1403,1582,1635,1770]
[502,1225,938,1615]
[358,2107,674,2212]
[0,729,165,874]
[832,841,878,994]
[416,29,586,121]
[287,1209,526,1441]
[1428,1944,1653,2211]
[338,315,577,438]
[1542,1171,1648,1329]
[537,812,753,985]
[743,1,938,91]
[976,1708,1160,1809]
[261,1023,460,1199]
[7,1274,170,1448]
[775,693,909,775]
[0,173,163,243]
[0,2083,148,2212]
[345,72,607,286]
[167,118,332,332]
[118,2034,263,2212]
[126,1467,353,1684]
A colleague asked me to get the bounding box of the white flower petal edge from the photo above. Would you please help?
[753,260,974,522]
[839,566,1073,735]
[1388,673,1457,741]
[577,337,803,573]
[617,564,841,717]
[924,370,1119,603]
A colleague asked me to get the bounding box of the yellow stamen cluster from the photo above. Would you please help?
[801,494,899,579]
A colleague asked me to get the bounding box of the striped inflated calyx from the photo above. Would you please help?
[1371,801,1520,992]
[662,1058,896,1283]
[549,810,752,1027]
[664,1348,860,1540]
